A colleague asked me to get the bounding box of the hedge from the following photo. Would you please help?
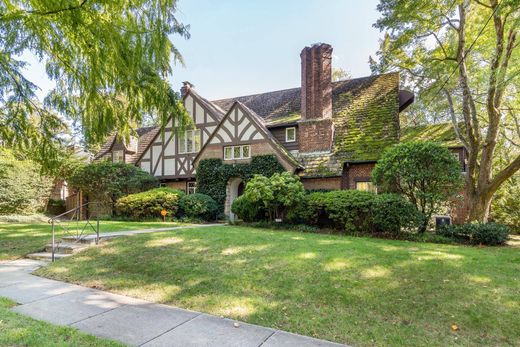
[196,155,285,211]
[115,188,184,219]
[179,193,219,221]
[437,223,510,246]
[290,190,422,234]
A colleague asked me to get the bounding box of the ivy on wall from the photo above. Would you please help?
[196,155,286,210]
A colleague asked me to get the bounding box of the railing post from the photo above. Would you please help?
[96,217,100,245]
[51,220,55,262]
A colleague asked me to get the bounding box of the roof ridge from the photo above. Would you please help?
[211,72,399,103]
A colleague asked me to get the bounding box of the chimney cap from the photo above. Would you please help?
[300,43,333,56]
[182,81,194,89]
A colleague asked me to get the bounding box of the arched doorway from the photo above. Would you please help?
[225,177,244,220]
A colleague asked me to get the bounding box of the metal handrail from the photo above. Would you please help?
[48,201,100,262]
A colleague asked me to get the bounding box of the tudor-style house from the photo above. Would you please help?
[95,43,467,219]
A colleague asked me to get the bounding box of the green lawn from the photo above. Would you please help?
[0,297,124,346]
[35,226,520,346]
[0,220,180,261]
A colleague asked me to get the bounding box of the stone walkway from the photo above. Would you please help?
[0,259,348,347]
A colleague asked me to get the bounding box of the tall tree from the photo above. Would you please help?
[373,0,520,222]
[0,0,190,169]
[332,67,352,82]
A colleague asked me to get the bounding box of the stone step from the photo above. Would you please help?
[44,242,88,254]
[26,252,72,261]
[61,235,100,244]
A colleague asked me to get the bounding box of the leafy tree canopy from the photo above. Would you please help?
[243,172,305,222]
[372,0,520,221]
[372,141,464,232]
[69,161,159,208]
[0,0,190,169]
[0,147,53,214]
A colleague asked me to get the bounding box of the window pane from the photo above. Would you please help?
[194,129,201,152]
[356,181,376,193]
[234,146,241,158]
[242,145,250,158]
[286,127,295,142]
[185,131,192,152]
[224,147,232,160]
[179,132,186,153]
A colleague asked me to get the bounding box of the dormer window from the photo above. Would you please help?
[285,127,296,142]
[179,129,201,154]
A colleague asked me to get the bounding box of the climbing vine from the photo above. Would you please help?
[196,155,286,211]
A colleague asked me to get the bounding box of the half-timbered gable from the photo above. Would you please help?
[93,127,160,165]
[135,90,223,179]
[194,102,300,171]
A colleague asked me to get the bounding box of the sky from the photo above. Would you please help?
[23,0,383,101]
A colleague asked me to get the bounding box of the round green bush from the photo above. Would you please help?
[231,195,265,222]
[372,193,423,234]
[115,187,184,219]
[179,193,219,221]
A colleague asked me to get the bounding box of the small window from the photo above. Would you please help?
[453,152,466,172]
[179,129,201,154]
[242,145,250,158]
[187,182,197,194]
[113,150,124,163]
[223,145,251,160]
[355,181,377,193]
[285,127,296,142]
[224,147,233,160]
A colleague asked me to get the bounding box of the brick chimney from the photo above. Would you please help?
[181,81,194,97]
[298,43,334,153]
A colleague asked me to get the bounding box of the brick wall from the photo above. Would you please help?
[342,162,376,189]
[165,181,188,192]
[302,176,342,190]
[298,119,333,152]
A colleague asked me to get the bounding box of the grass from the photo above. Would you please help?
[35,225,520,346]
[0,220,181,261]
[0,297,124,346]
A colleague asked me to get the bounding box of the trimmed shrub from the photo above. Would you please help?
[179,193,219,221]
[115,188,184,219]
[243,172,305,221]
[301,190,375,232]
[373,141,464,232]
[231,195,265,222]
[372,194,423,234]
[438,223,510,246]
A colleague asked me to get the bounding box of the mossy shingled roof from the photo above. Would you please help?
[400,123,463,147]
[332,73,400,161]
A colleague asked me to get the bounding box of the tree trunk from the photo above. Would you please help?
[467,189,493,222]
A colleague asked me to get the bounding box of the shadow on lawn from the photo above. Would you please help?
[39,227,520,346]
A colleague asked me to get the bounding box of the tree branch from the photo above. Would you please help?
[444,89,470,150]
[489,154,520,193]
[29,0,89,16]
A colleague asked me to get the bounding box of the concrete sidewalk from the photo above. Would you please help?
[0,259,348,347]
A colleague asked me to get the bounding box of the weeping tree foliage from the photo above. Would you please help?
[0,0,190,170]
[372,0,520,222]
